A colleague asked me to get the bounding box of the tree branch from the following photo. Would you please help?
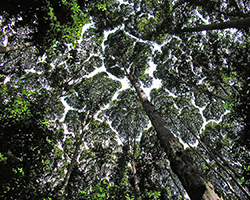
[170,16,250,33]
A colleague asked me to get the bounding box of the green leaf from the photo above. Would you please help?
[101,193,106,197]
[240,177,245,184]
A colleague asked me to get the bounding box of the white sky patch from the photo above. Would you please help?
[117,0,129,5]
[144,60,162,101]
[189,93,230,149]
[195,8,210,24]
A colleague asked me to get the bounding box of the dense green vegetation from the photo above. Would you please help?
[0,0,249,199]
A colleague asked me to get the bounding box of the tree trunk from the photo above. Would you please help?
[58,120,91,196]
[180,118,250,198]
[131,153,141,199]
[173,17,250,33]
[128,75,223,200]
[0,42,34,53]
[131,140,141,200]
[163,156,187,200]
[187,143,244,199]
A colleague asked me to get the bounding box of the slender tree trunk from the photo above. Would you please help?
[131,153,141,199]
[172,17,250,33]
[131,140,141,200]
[207,144,241,178]
[180,118,250,198]
[187,144,244,199]
[128,75,223,200]
[0,42,34,53]
[59,119,91,196]
[167,167,187,199]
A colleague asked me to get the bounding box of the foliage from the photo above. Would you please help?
[0,0,90,54]
[0,83,61,199]
[1,0,250,199]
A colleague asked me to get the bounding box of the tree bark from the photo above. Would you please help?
[187,144,243,199]
[131,152,141,200]
[131,138,141,200]
[58,119,91,196]
[180,118,250,198]
[174,17,250,33]
[128,75,223,200]
[162,156,187,200]
[0,42,34,53]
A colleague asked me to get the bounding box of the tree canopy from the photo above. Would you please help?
[0,0,250,199]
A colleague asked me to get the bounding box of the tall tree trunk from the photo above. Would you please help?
[187,143,244,199]
[0,42,34,53]
[58,119,91,196]
[172,16,250,33]
[131,140,141,200]
[162,156,187,199]
[166,166,187,200]
[131,152,141,199]
[180,118,250,198]
[128,75,223,200]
